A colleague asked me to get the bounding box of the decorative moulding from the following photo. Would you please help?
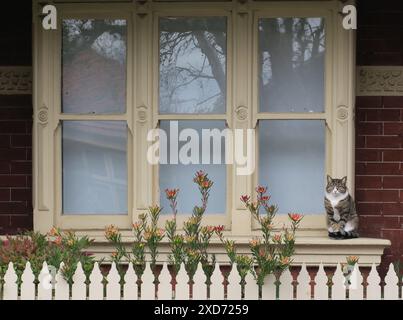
[0,66,32,95]
[356,66,403,96]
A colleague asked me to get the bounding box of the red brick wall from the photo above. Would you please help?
[0,2,32,234]
[355,0,403,269]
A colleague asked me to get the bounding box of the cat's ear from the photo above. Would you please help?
[341,176,347,185]
[326,175,332,184]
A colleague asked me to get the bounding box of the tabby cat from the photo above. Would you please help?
[324,175,359,239]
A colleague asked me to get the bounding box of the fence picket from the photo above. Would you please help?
[141,262,155,300]
[384,263,399,300]
[175,263,188,300]
[366,263,381,300]
[89,262,104,300]
[227,263,242,300]
[244,272,258,300]
[279,269,294,300]
[38,262,52,300]
[192,263,206,300]
[54,262,69,300]
[331,264,346,300]
[314,263,328,300]
[210,263,224,300]
[348,264,364,300]
[296,264,311,300]
[106,262,121,300]
[20,262,35,300]
[3,262,18,300]
[158,262,172,300]
[123,262,138,300]
[72,262,86,300]
[261,273,276,300]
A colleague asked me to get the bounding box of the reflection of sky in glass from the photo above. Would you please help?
[259,18,325,113]
[62,121,127,215]
[62,19,127,114]
[259,120,325,214]
[159,120,226,214]
[159,17,227,114]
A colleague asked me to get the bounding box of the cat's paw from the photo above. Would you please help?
[328,231,341,239]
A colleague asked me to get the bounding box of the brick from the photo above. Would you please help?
[0,175,26,187]
[356,149,382,161]
[383,177,403,189]
[356,176,383,189]
[0,202,28,215]
[356,96,382,108]
[0,161,10,174]
[0,189,10,201]
[0,121,26,134]
[383,150,403,161]
[10,161,31,174]
[382,203,403,215]
[0,135,10,147]
[11,188,31,201]
[0,148,26,161]
[358,163,401,175]
[365,109,400,121]
[0,95,32,108]
[0,216,10,233]
[383,96,403,108]
[384,123,403,135]
[356,136,366,148]
[26,148,32,161]
[356,203,382,215]
[11,135,31,147]
[366,136,402,148]
[356,190,399,203]
[0,107,32,120]
[357,123,383,135]
[360,216,400,229]
[10,215,33,230]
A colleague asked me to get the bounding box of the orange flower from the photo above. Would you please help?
[48,227,60,237]
[53,236,62,246]
[272,234,282,243]
[240,195,250,203]
[281,257,290,266]
[256,186,267,194]
[105,224,119,240]
[165,188,179,199]
[111,251,118,258]
[346,255,359,265]
[249,238,260,247]
[288,213,303,223]
[132,222,141,230]
[214,225,225,233]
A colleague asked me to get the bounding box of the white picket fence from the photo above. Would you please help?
[0,261,401,300]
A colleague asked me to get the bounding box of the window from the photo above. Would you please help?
[33,1,354,235]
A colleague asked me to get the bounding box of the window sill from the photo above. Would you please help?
[83,234,390,267]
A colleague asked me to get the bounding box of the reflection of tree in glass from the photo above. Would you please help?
[159,17,227,114]
[259,18,325,113]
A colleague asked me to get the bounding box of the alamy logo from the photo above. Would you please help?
[147,121,255,176]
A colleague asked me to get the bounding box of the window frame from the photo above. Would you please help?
[33,0,355,237]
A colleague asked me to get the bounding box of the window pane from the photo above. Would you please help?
[62,121,127,214]
[259,120,325,214]
[159,17,227,114]
[259,18,325,113]
[62,19,127,114]
[159,120,226,214]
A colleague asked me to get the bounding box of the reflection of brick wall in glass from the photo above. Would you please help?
[62,19,127,114]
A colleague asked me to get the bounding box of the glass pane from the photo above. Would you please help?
[159,17,227,114]
[62,121,127,214]
[259,120,325,214]
[62,19,127,114]
[259,18,325,113]
[159,120,226,214]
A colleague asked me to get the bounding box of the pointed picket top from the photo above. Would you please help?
[227,263,242,300]
[123,262,138,300]
[366,263,381,300]
[55,262,69,300]
[244,271,258,300]
[192,263,207,300]
[38,261,52,300]
[384,263,399,300]
[106,262,121,300]
[261,273,276,300]
[141,262,155,300]
[209,263,224,300]
[3,262,18,300]
[158,262,172,300]
[348,264,364,300]
[175,263,189,300]
[331,263,346,300]
[296,263,311,300]
[20,261,35,300]
[278,268,294,300]
[314,263,328,300]
[89,262,104,300]
[72,262,86,300]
